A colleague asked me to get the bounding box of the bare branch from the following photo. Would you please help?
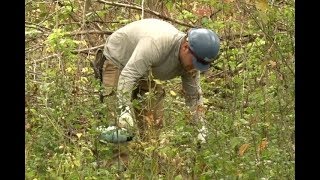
[25,45,44,53]
[25,21,51,31]
[243,5,295,76]
[141,0,145,19]
[67,30,113,36]
[96,0,196,28]
[72,44,105,54]
[29,54,60,63]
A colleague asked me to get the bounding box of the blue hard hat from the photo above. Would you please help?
[187,28,220,71]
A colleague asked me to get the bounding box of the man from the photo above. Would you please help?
[95,18,220,145]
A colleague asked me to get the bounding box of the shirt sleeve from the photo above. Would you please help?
[117,37,161,108]
[181,70,205,121]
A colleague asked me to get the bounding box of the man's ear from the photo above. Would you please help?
[181,40,189,52]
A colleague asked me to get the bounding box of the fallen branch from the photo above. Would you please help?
[72,44,104,53]
[25,45,44,54]
[26,30,114,39]
[25,22,51,32]
[29,54,60,63]
[96,0,196,28]
[28,44,105,63]
[67,30,113,36]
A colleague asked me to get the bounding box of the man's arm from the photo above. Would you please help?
[181,71,208,144]
[181,70,204,118]
[117,38,161,114]
[97,38,162,143]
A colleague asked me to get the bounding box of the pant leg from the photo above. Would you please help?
[132,79,165,140]
[102,59,120,97]
[100,59,121,125]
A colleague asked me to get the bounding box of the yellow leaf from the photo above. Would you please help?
[269,60,277,68]
[26,123,31,130]
[255,0,269,12]
[80,77,88,83]
[259,138,268,151]
[135,14,140,20]
[81,67,89,73]
[170,90,177,97]
[66,67,73,73]
[76,133,82,139]
[154,79,163,85]
[238,143,250,156]
[203,98,209,104]
[74,159,81,167]
[145,111,154,128]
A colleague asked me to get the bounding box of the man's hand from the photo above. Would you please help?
[118,106,134,128]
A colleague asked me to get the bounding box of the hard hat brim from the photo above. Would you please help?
[192,56,210,72]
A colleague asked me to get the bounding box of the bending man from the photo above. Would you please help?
[96,18,220,144]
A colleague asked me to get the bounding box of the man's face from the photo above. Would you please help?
[179,40,196,73]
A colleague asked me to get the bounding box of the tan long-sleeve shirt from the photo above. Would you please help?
[103,18,203,111]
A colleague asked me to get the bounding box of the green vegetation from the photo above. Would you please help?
[26,0,295,179]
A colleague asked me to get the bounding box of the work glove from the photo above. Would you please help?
[190,104,208,146]
[194,115,208,145]
[97,106,134,144]
[118,106,134,128]
[197,125,208,144]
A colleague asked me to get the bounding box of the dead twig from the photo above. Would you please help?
[28,44,105,64]
[67,30,113,36]
[96,0,196,28]
[73,44,104,54]
[30,54,60,63]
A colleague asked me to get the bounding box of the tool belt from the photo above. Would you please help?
[92,48,107,82]
[91,48,107,103]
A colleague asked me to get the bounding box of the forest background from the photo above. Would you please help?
[25,0,295,179]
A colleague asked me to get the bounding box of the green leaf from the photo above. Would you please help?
[170,90,177,97]
[166,1,174,11]
[25,29,42,36]
[239,118,249,125]
[174,174,183,180]
[119,19,130,24]
[203,97,209,104]
[30,108,37,114]
[230,137,241,149]
[135,14,140,20]
[201,17,209,25]
[154,79,163,85]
